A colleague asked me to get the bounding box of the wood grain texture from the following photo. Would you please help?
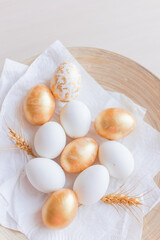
[0,47,160,240]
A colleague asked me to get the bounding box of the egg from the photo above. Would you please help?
[51,62,81,102]
[25,158,65,193]
[73,165,109,205]
[60,137,98,173]
[34,122,66,159]
[99,141,134,179]
[42,189,78,229]
[60,101,91,138]
[95,108,135,140]
[23,84,55,125]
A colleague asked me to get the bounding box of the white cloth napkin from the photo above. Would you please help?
[0,41,159,240]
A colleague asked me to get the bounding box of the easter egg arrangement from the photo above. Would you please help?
[7,61,140,230]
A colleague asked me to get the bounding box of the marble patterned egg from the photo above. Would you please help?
[50,62,81,102]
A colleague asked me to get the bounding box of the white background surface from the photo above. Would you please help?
[0,0,160,77]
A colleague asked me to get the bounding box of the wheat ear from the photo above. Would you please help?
[101,193,142,207]
[7,126,36,157]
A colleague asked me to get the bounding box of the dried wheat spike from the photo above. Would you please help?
[101,193,142,207]
[8,127,35,157]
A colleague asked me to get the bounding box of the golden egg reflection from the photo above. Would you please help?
[60,137,98,173]
[95,108,135,140]
[23,84,55,125]
[42,189,78,229]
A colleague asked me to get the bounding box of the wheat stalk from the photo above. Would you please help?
[101,193,143,223]
[101,193,142,207]
[7,126,36,157]
[100,177,151,224]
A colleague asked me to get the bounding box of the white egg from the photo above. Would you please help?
[60,101,91,138]
[73,165,109,205]
[34,121,66,159]
[99,141,134,179]
[25,158,65,193]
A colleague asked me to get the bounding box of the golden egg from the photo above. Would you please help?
[50,62,81,102]
[95,108,135,140]
[60,137,98,173]
[23,84,55,125]
[42,189,78,229]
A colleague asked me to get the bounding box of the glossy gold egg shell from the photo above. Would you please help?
[95,108,135,140]
[23,84,55,125]
[60,137,98,173]
[42,189,78,229]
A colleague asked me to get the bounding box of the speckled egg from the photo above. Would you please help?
[50,62,81,102]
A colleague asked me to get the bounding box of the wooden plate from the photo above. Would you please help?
[0,47,160,240]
